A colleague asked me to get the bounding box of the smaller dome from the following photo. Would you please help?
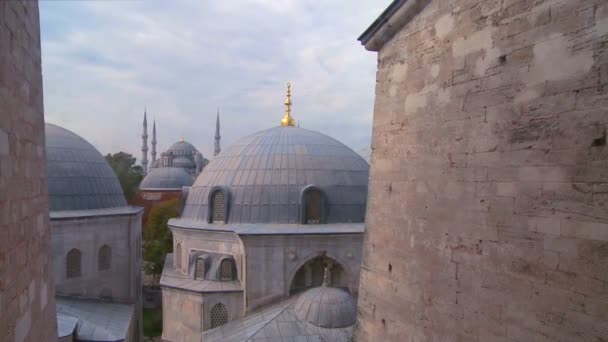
[167,140,197,155]
[172,156,195,168]
[294,286,357,328]
[140,167,193,190]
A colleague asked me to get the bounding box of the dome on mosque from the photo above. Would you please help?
[45,123,127,211]
[139,167,193,190]
[172,156,195,168]
[167,140,197,156]
[181,125,369,224]
[294,285,357,328]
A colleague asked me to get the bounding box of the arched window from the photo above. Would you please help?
[210,303,229,329]
[305,189,323,224]
[98,245,111,271]
[175,243,182,269]
[66,249,82,278]
[194,258,206,280]
[219,258,236,281]
[210,190,226,223]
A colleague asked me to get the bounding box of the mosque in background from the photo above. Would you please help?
[160,83,369,342]
[45,123,143,342]
[133,110,221,223]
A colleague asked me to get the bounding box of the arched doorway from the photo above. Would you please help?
[289,256,348,294]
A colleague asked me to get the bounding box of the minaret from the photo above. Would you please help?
[214,108,221,157]
[281,82,295,126]
[141,109,149,175]
[151,119,157,167]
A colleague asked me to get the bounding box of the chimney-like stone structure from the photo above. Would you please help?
[0,1,58,340]
[356,0,608,341]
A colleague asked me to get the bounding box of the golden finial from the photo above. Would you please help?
[281,82,295,127]
[180,135,184,143]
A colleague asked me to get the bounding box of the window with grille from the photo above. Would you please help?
[310,258,326,286]
[195,258,206,280]
[305,189,322,224]
[210,191,226,223]
[175,243,182,269]
[98,245,111,271]
[210,303,229,329]
[219,258,235,281]
[99,287,112,301]
[66,249,82,278]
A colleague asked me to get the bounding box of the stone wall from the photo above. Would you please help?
[0,1,58,341]
[357,0,608,341]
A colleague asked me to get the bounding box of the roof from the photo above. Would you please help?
[358,0,427,51]
[202,294,354,342]
[50,206,142,220]
[182,126,369,224]
[55,297,134,342]
[167,140,197,155]
[169,219,365,236]
[160,254,243,293]
[139,166,193,190]
[45,123,127,211]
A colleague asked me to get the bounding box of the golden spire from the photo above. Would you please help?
[180,135,184,143]
[281,82,295,127]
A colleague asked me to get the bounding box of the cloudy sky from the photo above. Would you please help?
[40,0,389,161]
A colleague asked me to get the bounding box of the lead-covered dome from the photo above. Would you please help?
[294,285,357,328]
[181,126,369,224]
[45,123,126,211]
[167,140,197,156]
[139,167,193,190]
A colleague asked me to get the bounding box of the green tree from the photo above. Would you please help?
[104,152,144,201]
[143,199,180,280]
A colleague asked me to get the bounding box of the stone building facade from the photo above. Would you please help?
[356,0,608,341]
[0,1,58,341]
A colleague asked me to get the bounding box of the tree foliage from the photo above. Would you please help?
[104,152,144,201]
[143,199,180,279]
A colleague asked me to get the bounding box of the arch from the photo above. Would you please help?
[98,244,111,271]
[207,186,230,224]
[66,248,82,278]
[175,243,183,270]
[210,303,229,329]
[287,253,352,295]
[300,185,328,224]
[194,257,206,280]
[218,258,236,281]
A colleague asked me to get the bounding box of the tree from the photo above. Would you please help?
[105,152,144,201]
[143,199,180,280]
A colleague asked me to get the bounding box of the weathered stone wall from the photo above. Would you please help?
[357,0,608,341]
[0,1,58,341]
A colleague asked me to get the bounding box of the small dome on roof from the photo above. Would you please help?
[294,285,357,328]
[167,140,197,155]
[172,156,195,168]
[140,167,193,190]
[45,123,127,211]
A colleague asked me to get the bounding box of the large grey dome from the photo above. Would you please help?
[140,167,193,190]
[167,140,197,155]
[182,126,369,224]
[294,286,357,328]
[45,123,126,211]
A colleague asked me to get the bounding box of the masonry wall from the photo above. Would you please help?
[357,0,608,341]
[0,1,58,341]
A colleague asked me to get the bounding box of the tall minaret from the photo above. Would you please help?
[141,109,149,175]
[151,119,157,167]
[214,108,221,157]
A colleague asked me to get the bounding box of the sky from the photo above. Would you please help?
[40,0,390,161]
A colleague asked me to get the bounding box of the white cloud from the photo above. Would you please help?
[40,0,391,160]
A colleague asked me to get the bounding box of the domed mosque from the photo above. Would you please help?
[160,83,368,342]
[45,123,143,341]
